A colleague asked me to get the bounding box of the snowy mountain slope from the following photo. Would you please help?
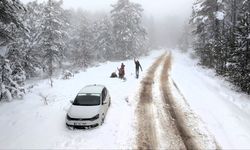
[171,50,250,149]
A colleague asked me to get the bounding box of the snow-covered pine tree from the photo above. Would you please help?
[92,16,114,61]
[190,0,250,94]
[5,4,34,80]
[38,0,66,86]
[224,0,239,78]
[0,58,25,101]
[228,0,250,93]
[0,0,26,101]
[143,16,158,49]
[191,0,211,67]
[6,42,26,93]
[111,0,147,59]
[0,0,26,43]
[20,1,46,78]
[178,23,193,53]
[58,8,70,68]
[69,10,93,69]
[0,58,12,101]
[3,29,27,102]
[212,0,227,75]
[191,0,225,69]
[63,9,75,64]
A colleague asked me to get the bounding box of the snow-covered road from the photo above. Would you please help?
[136,53,186,149]
[136,52,218,149]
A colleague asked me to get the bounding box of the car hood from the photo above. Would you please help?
[68,105,100,119]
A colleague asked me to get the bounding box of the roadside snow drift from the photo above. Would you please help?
[171,50,250,149]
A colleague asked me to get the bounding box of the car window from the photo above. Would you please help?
[104,88,107,97]
[102,89,105,103]
[102,88,107,103]
[73,94,100,106]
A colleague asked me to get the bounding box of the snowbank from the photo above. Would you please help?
[171,50,250,149]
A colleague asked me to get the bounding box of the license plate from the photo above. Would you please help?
[74,122,86,126]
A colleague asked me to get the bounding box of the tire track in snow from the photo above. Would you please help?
[136,52,220,149]
[151,54,186,149]
[136,53,186,149]
[136,54,165,149]
[160,53,195,149]
[160,53,221,149]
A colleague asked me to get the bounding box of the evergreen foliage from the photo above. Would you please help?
[0,0,149,101]
[190,0,250,94]
[0,0,26,43]
[111,0,147,59]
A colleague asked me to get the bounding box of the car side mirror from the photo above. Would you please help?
[70,100,73,104]
[103,101,107,105]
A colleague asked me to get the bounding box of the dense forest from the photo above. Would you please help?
[190,0,250,94]
[0,0,148,101]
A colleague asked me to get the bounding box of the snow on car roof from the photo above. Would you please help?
[78,84,105,94]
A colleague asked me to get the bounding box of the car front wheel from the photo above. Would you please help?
[100,114,105,125]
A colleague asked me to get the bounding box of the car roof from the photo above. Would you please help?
[78,84,105,94]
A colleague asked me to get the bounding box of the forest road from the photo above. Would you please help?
[135,52,220,149]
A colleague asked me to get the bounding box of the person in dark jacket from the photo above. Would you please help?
[134,58,142,78]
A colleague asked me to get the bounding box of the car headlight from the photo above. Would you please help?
[90,114,99,121]
[66,114,72,120]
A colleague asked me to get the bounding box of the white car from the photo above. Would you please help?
[66,84,111,129]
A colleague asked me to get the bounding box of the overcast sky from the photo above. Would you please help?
[20,0,194,19]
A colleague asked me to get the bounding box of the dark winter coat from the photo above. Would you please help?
[134,60,142,71]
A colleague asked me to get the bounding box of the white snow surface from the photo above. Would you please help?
[171,50,250,149]
[215,11,225,20]
[0,46,8,57]
[0,50,162,149]
[1,49,250,149]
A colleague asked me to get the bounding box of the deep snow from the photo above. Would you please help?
[0,50,162,149]
[0,49,250,149]
[171,50,250,149]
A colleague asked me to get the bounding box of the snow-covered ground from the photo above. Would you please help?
[0,49,250,149]
[171,50,250,149]
[0,50,163,149]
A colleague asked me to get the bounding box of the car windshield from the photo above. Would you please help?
[73,94,100,106]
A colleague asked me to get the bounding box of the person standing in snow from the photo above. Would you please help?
[118,63,125,79]
[134,58,142,79]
